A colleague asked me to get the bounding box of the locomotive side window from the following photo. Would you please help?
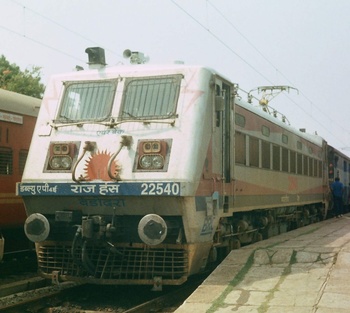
[120,75,182,120]
[314,159,318,177]
[249,137,259,167]
[235,132,246,165]
[319,160,323,178]
[282,148,289,172]
[282,134,288,144]
[261,125,270,137]
[272,145,280,171]
[0,147,13,175]
[58,80,116,121]
[304,156,309,176]
[309,157,314,176]
[235,113,245,127]
[261,140,270,169]
[297,153,303,174]
[290,151,296,174]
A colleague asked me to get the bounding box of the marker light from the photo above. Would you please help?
[143,141,161,153]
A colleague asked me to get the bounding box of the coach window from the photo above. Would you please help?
[249,136,259,167]
[235,132,246,165]
[282,147,289,172]
[272,145,280,171]
[297,153,303,174]
[0,147,13,175]
[261,140,270,169]
[121,75,181,120]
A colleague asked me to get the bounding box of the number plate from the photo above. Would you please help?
[17,182,181,196]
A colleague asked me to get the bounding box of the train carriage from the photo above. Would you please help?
[0,88,40,259]
[326,146,350,214]
[17,48,329,288]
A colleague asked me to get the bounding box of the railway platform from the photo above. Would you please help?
[175,214,350,313]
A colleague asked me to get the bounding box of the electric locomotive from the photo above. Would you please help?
[17,48,329,287]
[0,89,40,260]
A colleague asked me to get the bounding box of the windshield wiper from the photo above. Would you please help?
[51,114,178,129]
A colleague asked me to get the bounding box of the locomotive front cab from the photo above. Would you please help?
[18,54,227,287]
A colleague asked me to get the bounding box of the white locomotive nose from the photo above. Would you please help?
[138,214,167,246]
[24,213,50,242]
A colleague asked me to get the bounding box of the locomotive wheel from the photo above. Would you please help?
[229,238,241,250]
[253,232,263,243]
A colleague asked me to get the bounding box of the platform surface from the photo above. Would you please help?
[175,215,350,313]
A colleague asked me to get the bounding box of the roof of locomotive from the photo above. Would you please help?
[0,88,41,117]
[47,62,324,147]
[48,62,221,81]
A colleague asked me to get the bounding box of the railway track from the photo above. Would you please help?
[0,274,206,312]
[0,278,81,312]
[1,249,37,284]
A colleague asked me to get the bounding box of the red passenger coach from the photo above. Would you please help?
[0,89,40,259]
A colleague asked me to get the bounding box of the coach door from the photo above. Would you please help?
[213,78,233,212]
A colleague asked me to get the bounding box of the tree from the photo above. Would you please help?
[0,55,45,99]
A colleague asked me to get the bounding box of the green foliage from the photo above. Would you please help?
[0,55,45,99]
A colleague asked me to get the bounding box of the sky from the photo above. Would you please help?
[1,0,350,154]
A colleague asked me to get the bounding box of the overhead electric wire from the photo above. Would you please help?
[171,0,349,148]
[170,0,273,85]
[0,24,85,63]
[6,0,123,60]
[1,0,348,148]
[208,0,350,147]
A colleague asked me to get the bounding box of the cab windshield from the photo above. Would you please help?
[58,80,117,122]
[120,75,182,120]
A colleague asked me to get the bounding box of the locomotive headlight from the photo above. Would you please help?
[50,156,62,169]
[152,155,164,168]
[61,156,72,169]
[139,155,164,169]
[49,155,73,169]
[140,155,152,168]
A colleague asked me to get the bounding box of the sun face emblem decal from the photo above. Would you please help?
[84,150,121,181]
